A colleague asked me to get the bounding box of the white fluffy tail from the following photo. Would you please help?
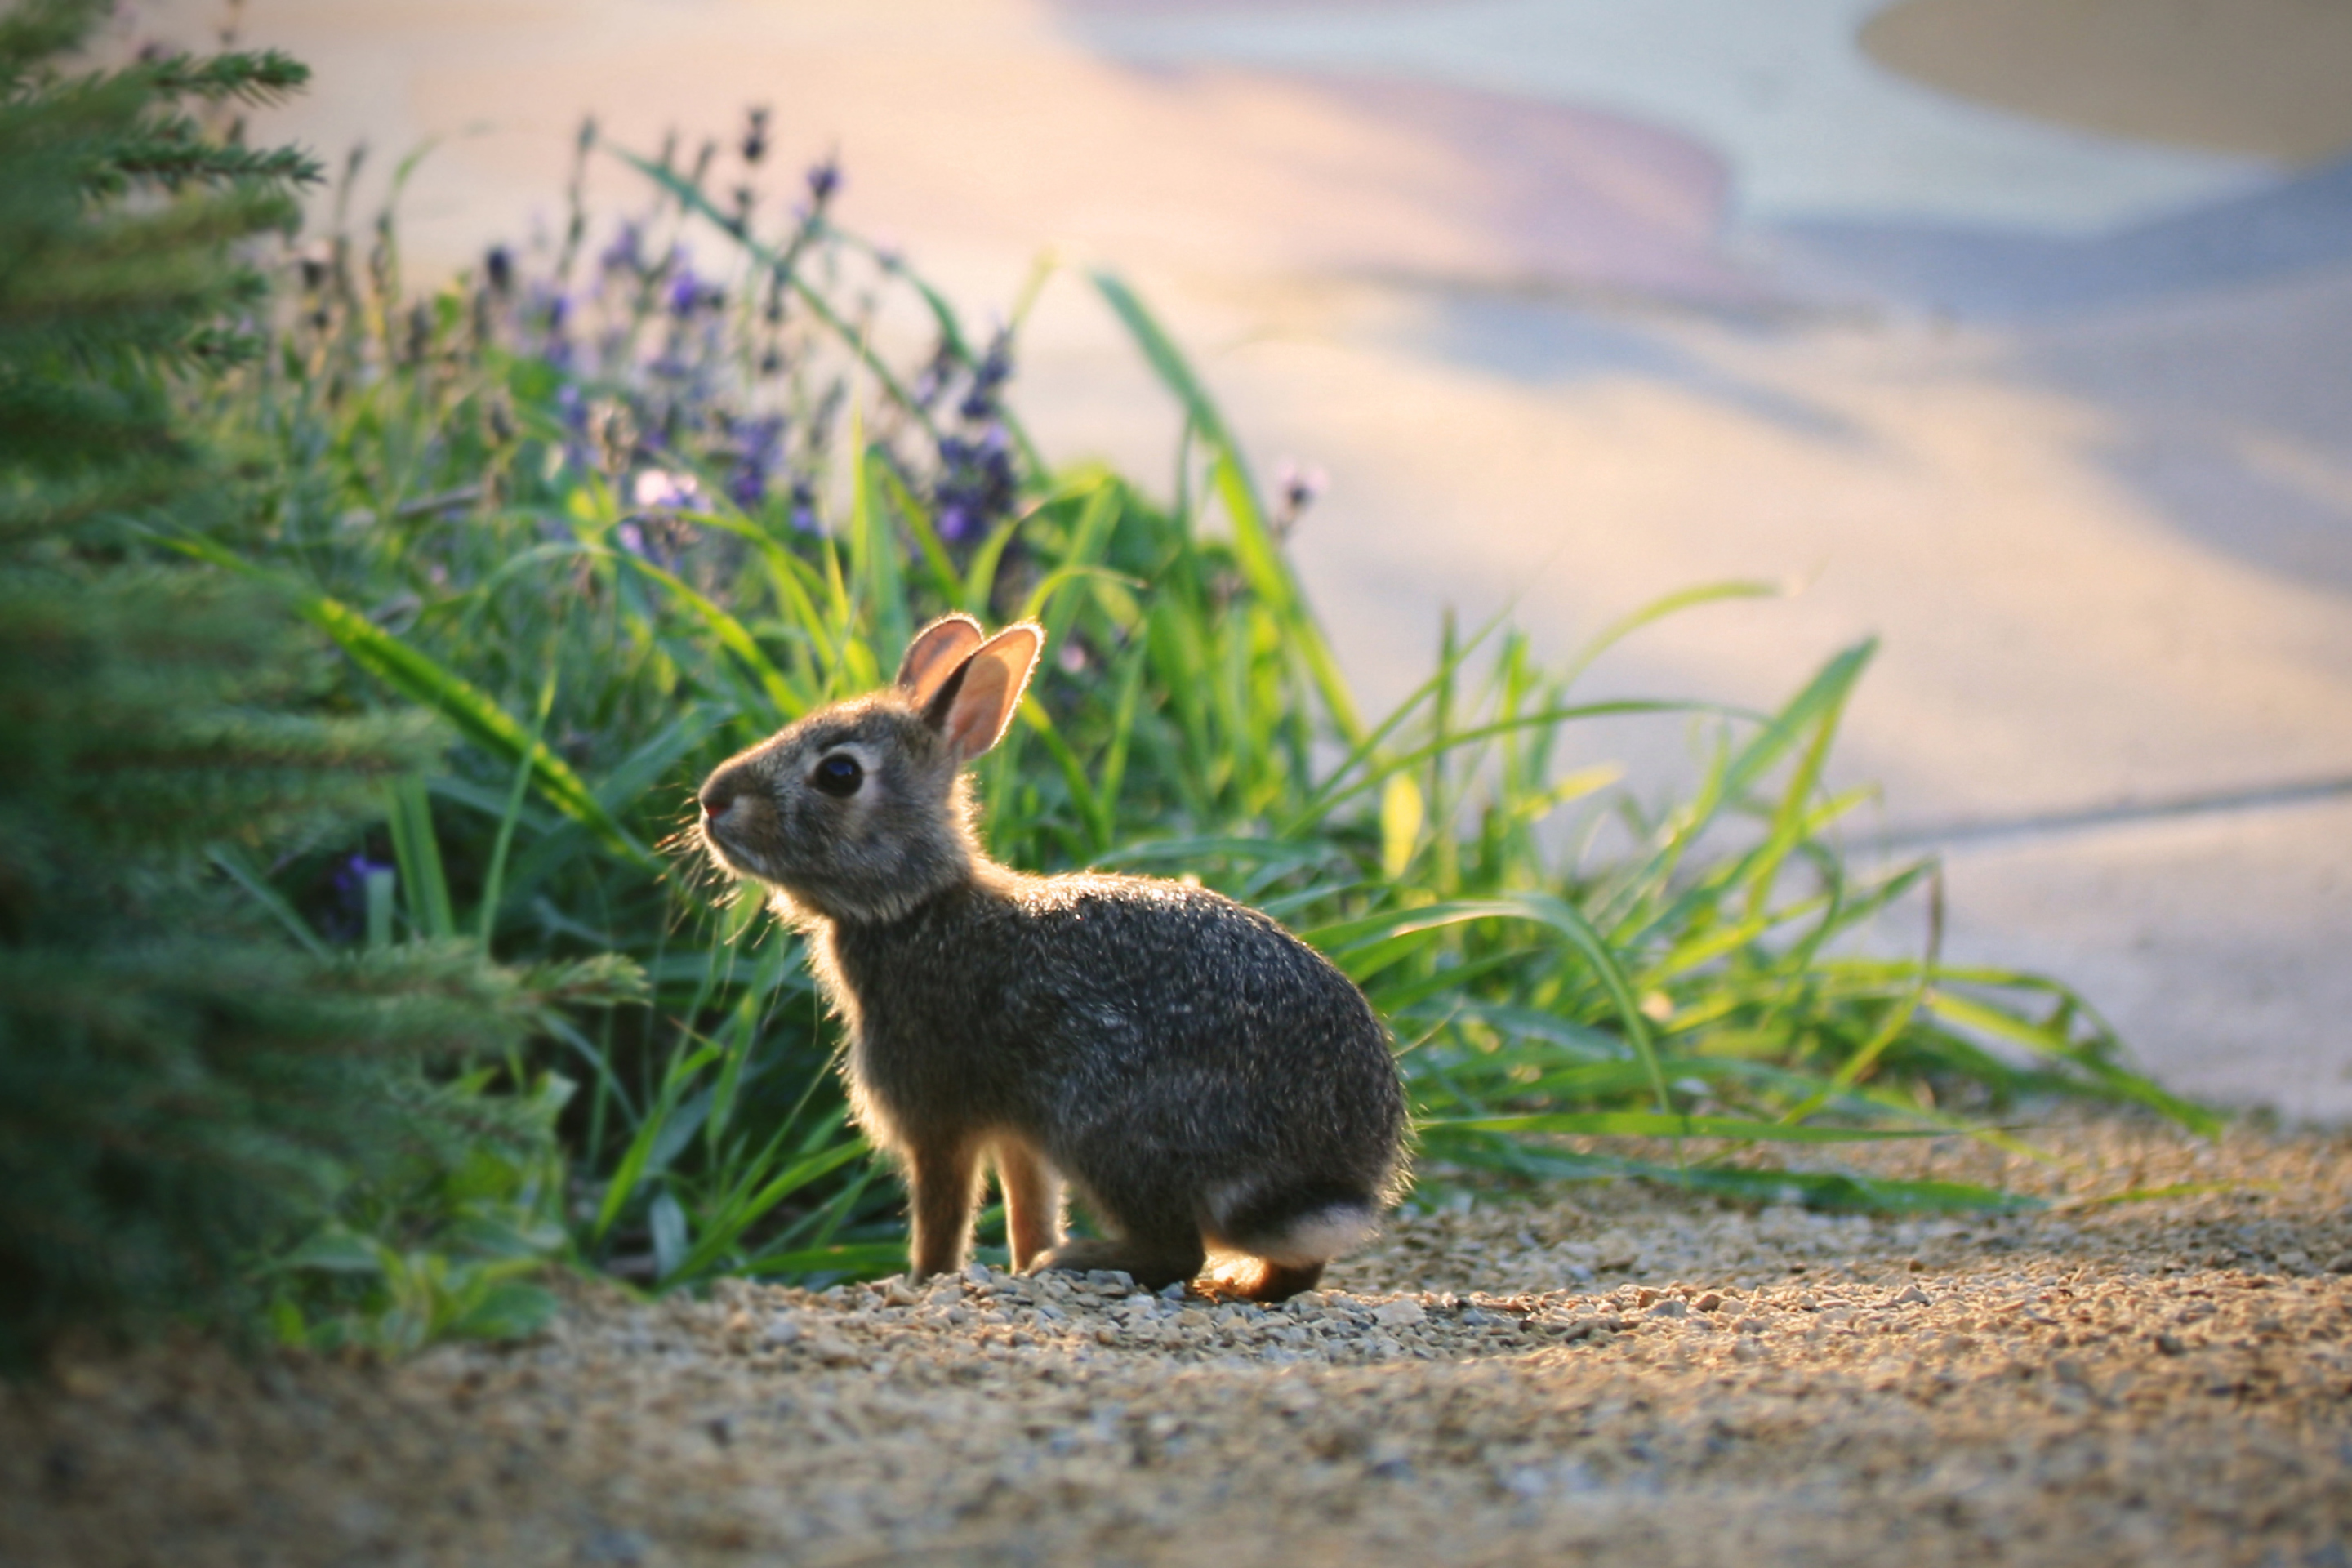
[1207,1184,1381,1267]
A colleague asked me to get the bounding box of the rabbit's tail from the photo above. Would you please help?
[1207,1181,1382,1268]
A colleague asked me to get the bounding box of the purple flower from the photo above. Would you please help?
[911,341,956,411]
[806,157,840,206]
[741,107,770,166]
[933,424,1018,543]
[555,385,591,470]
[600,221,644,276]
[334,852,393,897]
[659,250,724,319]
[521,283,576,371]
[718,412,786,510]
[329,852,395,942]
[958,332,1014,423]
[483,245,514,295]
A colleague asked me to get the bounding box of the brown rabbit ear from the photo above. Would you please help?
[928,622,1043,764]
[895,614,987,710]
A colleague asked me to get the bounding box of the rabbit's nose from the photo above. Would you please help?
[700,773,740,823]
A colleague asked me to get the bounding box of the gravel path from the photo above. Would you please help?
[7,1113,2351,1567]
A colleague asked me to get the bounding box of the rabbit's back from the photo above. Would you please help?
[824,870,1404,1198]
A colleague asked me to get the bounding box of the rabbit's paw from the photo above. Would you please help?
[1207,1256,1328,1303]
[1031,1237,1203,1293]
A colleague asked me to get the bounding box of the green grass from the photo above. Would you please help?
[193,123,2206,1314]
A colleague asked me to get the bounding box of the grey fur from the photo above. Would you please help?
[696,616,1408,1300]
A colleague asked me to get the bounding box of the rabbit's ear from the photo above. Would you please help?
[927,622,1043,764]
[896,613,987,709]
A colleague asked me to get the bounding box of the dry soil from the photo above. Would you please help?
[7,1112,2351,1567]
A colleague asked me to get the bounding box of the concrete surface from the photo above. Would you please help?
[178,0,2351,1116]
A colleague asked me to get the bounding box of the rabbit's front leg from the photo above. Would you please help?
[905,1135,982,1281]
[995,1138,1062,1272]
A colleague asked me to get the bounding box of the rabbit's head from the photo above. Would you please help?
[697,615,1042,924]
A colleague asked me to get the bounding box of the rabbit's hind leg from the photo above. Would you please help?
[1214,1258,1325,1303]
[993,1136,1062,1272]
[1205,1181,1379,1301]
[1031,1227,1205,1293]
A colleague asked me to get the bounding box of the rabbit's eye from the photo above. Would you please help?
[813,753,863,798]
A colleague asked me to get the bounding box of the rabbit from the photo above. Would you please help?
[695,613,1407,1301]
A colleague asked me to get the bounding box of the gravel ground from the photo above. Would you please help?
[7,1112,2352,1568]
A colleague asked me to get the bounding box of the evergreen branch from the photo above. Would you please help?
[0,457,185,540]
[0,190,297,371]
[109,129,323,190]
[140,49,312,107]
[0,0,93,81]
[0,370,175,468]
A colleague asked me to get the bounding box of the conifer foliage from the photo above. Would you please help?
[0,0,607,1369]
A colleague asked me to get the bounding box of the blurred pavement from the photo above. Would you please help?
[206,0,2352,1117]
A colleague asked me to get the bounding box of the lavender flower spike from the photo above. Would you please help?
[806,156,840,206]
